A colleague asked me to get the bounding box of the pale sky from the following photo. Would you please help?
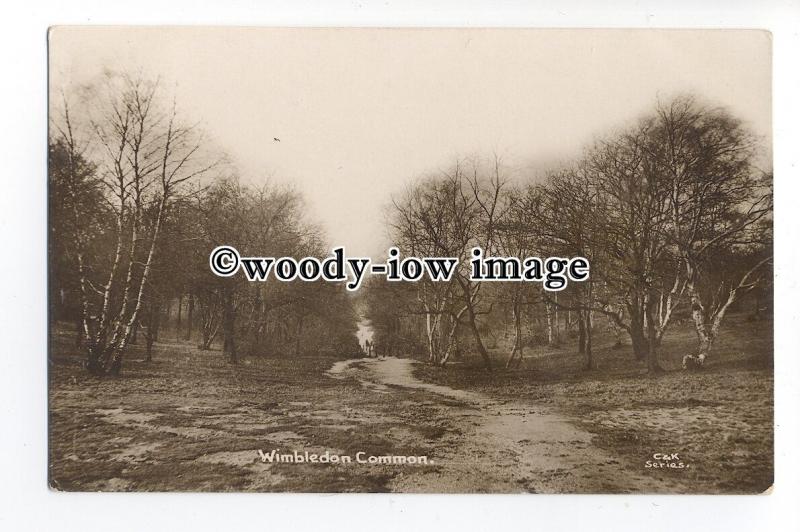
[49,28,772,259]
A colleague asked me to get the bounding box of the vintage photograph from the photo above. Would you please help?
[48,28,773,493]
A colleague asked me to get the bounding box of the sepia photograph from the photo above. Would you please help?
[47,27,774,494]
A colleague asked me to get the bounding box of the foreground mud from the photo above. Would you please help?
[330,357,686,493]
[50,328,766,493]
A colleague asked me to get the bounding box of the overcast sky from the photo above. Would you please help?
[49,28,771,259]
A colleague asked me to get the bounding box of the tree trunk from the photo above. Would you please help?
[646,340,662,373]
[103,195,168,376]
[684,294,714,369]
[545,301,554,345]
[185,292,194,341]
[609,309,625,348]
[465,302,492,370]
[553,294,560,344]
[176,295,183,338]
[130,319,139,345]
[107,202,142,354]
[584,281,595,370]
[425,310,440,365]
[628,302,647,361]
[585,309,594,370]
[222,285,237,364]
[645,302,663,374]
[696,332,713,362]
[201,306,219,350]
[436,308,466,367]
[506,300,523,369]
[630,327,648,361]
[92,209,125,360]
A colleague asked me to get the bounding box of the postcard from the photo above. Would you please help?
[48,27,773,493]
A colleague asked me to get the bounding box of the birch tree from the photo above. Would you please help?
[52,74,214,375]
[390,169,474,366]
[644,96,772,367]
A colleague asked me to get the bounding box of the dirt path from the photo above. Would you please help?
[50,345,689,492]
[329,356,684,493]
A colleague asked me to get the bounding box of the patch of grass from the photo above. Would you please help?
[411,425,448,440]
[413,313,774,494]
[49,327,426,492]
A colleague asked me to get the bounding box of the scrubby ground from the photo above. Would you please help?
[49,313,772,494]
[414,313,773,494]
[49,332,441,492]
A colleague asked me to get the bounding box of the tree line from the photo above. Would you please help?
[49,73,359,376]
[364,95,772,373]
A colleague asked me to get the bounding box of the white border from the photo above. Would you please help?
[2,2,798,531]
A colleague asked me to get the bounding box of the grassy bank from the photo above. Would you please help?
[413,313,774,493]
[49,328,445,492]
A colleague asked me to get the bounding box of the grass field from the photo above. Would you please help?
[414,312,774,493]
[49,332,444,492]
[48,312,772,493]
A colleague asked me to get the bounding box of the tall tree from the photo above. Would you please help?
[645,96,772,367]
[51,73,214,375]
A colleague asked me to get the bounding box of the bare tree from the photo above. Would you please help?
[52,73,215,375]
[578,121,683,372]
[390,168,473,366]
[645,96,773,367]
[388,157,509,369]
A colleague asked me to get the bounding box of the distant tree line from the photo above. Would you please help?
[49,72,359,376]
[364,95,772,372]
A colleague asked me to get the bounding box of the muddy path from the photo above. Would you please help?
[329,356,685,493]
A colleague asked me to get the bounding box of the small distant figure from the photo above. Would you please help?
[364,339,375,358]
[273,137,281,142]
